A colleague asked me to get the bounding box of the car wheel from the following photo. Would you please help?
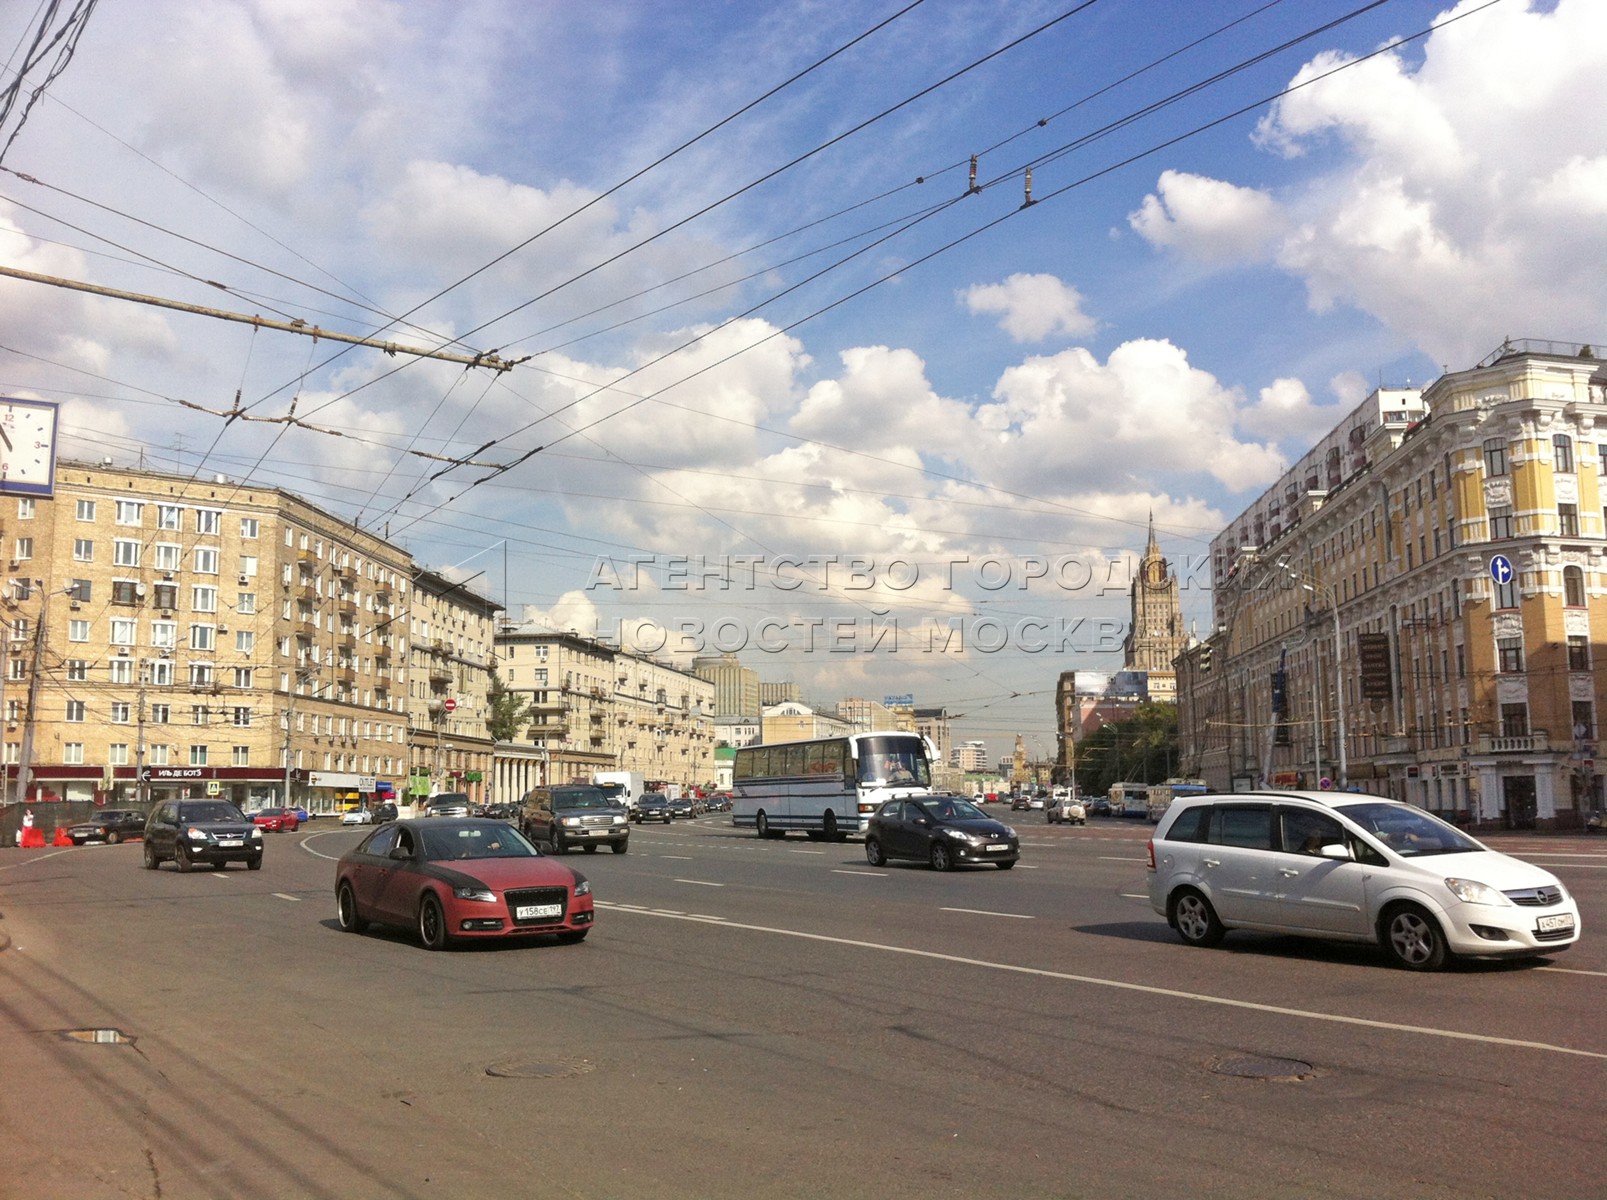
[247,856,262,871]
[337,881,368,933]
[865,837,886,867]
[418,893,450,950]
[1381,903,1448,971]
[583,843,597,854]
[612,841,628,854]
[1170,888,1225,948]
[175,843,193,873]
[929,841,954,872]
[557,930,589,945]
[143,841,159,870]
[550,827,565,854]
[107,831,122,845]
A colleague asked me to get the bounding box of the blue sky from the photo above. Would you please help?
[2,0,1604,761]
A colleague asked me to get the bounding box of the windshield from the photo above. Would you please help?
[914,797,986,822]
[1335,801,1483,857]
[553,788,615,810]
[182,803,245,823]
[420,824,539,862]
[856,736,932,788]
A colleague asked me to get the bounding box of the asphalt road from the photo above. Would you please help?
[2,812,1603,1200]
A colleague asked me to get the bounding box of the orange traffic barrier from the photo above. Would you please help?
[19,827,46,848]
[52,826,73,846]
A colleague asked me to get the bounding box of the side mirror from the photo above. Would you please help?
[1319,843,1352,861]
[389,845,411,861]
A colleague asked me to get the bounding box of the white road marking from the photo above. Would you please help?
[272,893,300,902]
[1100,856,1147,863]
[832,869,886,877]
[1120,893,1149,900]
[789,849,826,855]
[659,855,693,860]
[673,879,724,887]
[1540,966,1607,977]
[941,907,1034,920]
[594,903,1607,1060]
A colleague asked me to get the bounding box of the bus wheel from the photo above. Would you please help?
[756,810,773,839]
[822,811,840,842]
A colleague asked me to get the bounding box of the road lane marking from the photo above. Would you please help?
[1540,966,1607,977]
[789,849,826,855]
[594,903,1607,1060]
[673,879,724,887]
[659,855,693,860]
[833,869,886,877]
[272,893,301,902]
[941,907,1034,919]
[1120,893,1149,899]
[1100,856,1147,862]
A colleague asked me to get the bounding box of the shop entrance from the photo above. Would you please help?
[1502,775,1537,830]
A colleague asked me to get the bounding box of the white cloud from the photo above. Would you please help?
[1128,171,1284,263]
[960,273,1096,342]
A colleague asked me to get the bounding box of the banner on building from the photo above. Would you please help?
[1357,632,1393,700]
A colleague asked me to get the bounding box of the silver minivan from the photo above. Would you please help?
[1147,791,1581,970]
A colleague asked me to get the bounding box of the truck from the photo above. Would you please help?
[592,771,646,815]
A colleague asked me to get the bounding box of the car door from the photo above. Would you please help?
[876,801,913,858]
[369,825,419,924]
[1198,804,1282,927]
[1273,807,1373,936]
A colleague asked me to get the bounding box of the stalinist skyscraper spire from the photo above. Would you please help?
[1123,512,1185,672]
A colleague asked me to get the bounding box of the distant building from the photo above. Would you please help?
[693,653,759,719]
[951,740,988,772]
[760,701,852,743]
[758,680,800,707]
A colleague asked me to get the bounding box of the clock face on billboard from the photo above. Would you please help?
[0,397,60,497]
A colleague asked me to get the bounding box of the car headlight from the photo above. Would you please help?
[251,828,264,839]
[612,815,626,825]
[186,828,209,841]
[941,827,974,841]
[453,885,497,903]
[573,877,592,896]
[1443,877,1511,906]
[561,816,582,827]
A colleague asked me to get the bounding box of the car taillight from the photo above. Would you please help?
[1145,839,1155,871]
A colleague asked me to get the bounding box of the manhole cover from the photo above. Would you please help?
[1211,1055,1314,1080]
[59,1028,135,1045]
[484,1057,595,1080]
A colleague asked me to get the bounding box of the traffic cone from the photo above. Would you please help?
[52,827,73,846]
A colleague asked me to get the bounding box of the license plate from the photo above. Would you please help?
[590,829,611,836]
[218,839,243,848]
[985,844,1010,853]
[517,903,563,920]
[1538,913,1575,934]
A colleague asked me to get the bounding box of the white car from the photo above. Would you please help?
[1147,791,1581,970]
[1047,796,1086,825]
[340,808,373,826]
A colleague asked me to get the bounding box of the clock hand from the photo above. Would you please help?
[0,424,11,451]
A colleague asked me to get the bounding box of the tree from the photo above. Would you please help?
[485,668,532,742]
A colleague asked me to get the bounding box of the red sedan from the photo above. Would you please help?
[252,806,300,832]
[334,818,594,950]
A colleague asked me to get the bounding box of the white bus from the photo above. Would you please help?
[732,731,936,841]
[1108,781,1151,819]
[1144,778,1208,823]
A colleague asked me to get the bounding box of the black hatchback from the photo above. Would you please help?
[142,799,264,871]
[864,795,1019,871]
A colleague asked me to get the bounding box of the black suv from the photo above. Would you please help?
[143,800,264,871]
[68,808,148,845]
[520,784,629,854]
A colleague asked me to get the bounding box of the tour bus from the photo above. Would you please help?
[732,731,937,840]
[1108,781,1151,819]
[1143,778,1208,823]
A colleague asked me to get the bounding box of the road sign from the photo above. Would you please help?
[1319,777,1333,791]
[1489,554,1514,585]
[443,698,457,713]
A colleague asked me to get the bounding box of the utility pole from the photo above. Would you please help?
[135,664,148,809]
[16,584,63,807]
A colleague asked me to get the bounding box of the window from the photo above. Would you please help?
[1569,635,1590,671]
[234,630,255,654]
[1208,805,1274,850]
[1559,503,1580,537]
[14,536,32,560]
[189,745,209,766]
[150,703,170,723]
[66,660,87,682]
[1280,808,1346,855]
[191,704,210,726]
[111,580,140,605]
[63,743,85,765]
[189,663,214,688]
[1494,574,1520,610]
[110,619,136,646]
[114,500,143,525]
[192,586,217,613]
[238,554,257,580]
[5,659,21,681]
[65,700,85,722]
[110,702,130,723]
[1564,565,1587,607]
[69,578,91,603]
[149,745,169,766]
[1497,636,1525,673]
[109,659,132,685]
[108,744,129,766]
[1500,703,1529,737]
[1488,508,1513,540]
[1483,437,1508,476]
[154,543,181,571]
[189,624,215,651]
[232,667,254,689]
[73,538,94,562]
[240,517,259,538]
[157,504,182,530]
[232,706,251,727]
[237,593,256,615]
[232,745,251,766]
[68,619,90,642]
[153,583,178,610]
[113,539,141,567]
[1554,434,1575,473]
[147,662,173,687]
[1573,701,1596,741]
[150,621,176,649]
[194,547,219,574]
[75,499,96,521]
[196,508,222,534]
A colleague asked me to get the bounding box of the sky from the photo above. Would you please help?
[2,0,1605,762]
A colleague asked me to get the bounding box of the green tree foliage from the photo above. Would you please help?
[1074,703,1179,799]
[485,668,532,742]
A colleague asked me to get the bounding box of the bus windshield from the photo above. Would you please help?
[856,736,931,788]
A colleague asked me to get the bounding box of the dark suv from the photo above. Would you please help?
[521,785,630,854]
[143,800,264,871]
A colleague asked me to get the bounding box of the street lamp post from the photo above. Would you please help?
[1279,560,1347,790]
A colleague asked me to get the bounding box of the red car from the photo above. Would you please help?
[334,818,594,950]
[252,806,300,832]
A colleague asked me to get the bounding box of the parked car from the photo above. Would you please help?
[67,808,147,845]
[334,818,594,950]
[292,806,311,824]
[1148,791,1583,970]
[1046,796,1086,825]
[520,784,630,854]
[341,807,374,826]
[372,802,399,824]
[635,794,673,824]
[424,793,472,819]
[143,800,264,871]
[252,806,300,832]
[864,795,1019,871]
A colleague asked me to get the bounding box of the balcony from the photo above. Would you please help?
[428,665,454,685]
[1476,732,1550,755]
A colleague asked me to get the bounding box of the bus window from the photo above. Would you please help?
[857,737,931,788]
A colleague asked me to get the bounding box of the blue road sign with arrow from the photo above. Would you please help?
[1489,554,1514,585]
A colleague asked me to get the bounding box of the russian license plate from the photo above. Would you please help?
[218,839,243,848]
[985,843,1009,853]
[517,903,563,920]
[1538,913,1575,934]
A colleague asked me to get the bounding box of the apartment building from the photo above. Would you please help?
[406,567,500,804]
[1179,340,1607,830]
